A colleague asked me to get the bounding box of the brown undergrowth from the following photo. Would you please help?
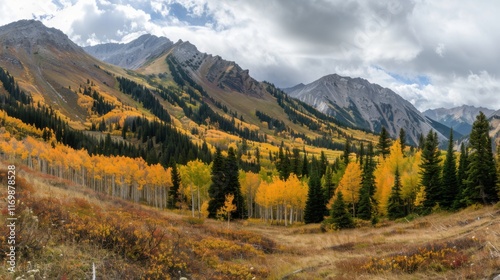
[0,165,276,279]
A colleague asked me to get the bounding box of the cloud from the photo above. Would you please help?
[1,0,500,111]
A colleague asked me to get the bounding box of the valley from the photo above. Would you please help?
[0,19,500,279]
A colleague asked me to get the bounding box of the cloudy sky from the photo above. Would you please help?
[1,0,499,111]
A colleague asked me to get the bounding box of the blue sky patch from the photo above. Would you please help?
[168,3,213,26]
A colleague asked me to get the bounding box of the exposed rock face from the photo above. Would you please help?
[423,105,496,136]
[284,74,446,144]
[83,34,173,69]
[86,36,264,97]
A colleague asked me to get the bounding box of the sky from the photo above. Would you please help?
[1,0,499,112]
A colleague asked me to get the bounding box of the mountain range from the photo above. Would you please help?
[423,105,497,136]
[1,19,498,151]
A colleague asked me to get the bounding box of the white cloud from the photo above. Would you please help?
[1,0,500,111]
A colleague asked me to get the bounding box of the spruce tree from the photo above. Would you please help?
[399,128,406,155]
[418,133,425,151]
[464,112,498,204]
[169,162,181,209]
[377,127,391,159]
[322,165,335,210]
[453,143,469,209]
[343,138,351,166]
[358,143,376,220]
[441,129,458,209]
[420,130,442,211]
[304,157,326,224]
[496,144,500,195]
[387,167,405,220]
[208,148,226,218]
[301,147,309,178]
[330,191,354,229]
[224,147,247,219]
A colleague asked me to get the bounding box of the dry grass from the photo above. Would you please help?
[241,207,500,279]
[1,160,498,279]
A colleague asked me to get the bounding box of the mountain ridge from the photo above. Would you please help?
[423,105,496,136]
[283,74,447,145]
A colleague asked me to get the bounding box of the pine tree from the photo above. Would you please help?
[441,129,458,209]
[322,165,335,209]
[224,147,247,219]
[453,143,469,209]
[420,130,442,211]
[358,143,376,220]
[343,138,351,166]
[208,148,226,218]
[330,191,354,229]
[399,128,406,155]
[496,144,500,195]
[464,112,498,204]
[377,127,391,159]
[301,147,309,178]
[320,151,328,177]
[418,133,425,151]
[169,162,181,209]
[387,167,405,220]
[304,157,326,224]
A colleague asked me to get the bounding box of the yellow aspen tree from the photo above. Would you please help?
[374,140,404,215]
[401,151,422,206]
[336,161,362,217]
[217,193,237,227]
[240,171,260,218]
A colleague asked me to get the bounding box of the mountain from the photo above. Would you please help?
[0,20,130,124]
[83,34,173,70]
[283,74,446,145]
[1,20,379,167]
[423,105,496,136]
[84,33,379,147]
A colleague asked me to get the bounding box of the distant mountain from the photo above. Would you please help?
[283,74,446,145]
[83,34,173,69]
[423,105,496,136]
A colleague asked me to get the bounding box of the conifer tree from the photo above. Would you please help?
[322,165,335,209]
[441,129,458,209]
[377,127,391,159]
[301,147,309,178]
[208,148,226,218]
[343,138,351,166]
[320,151,328,177]
[453,143,469,209]
[304,157,326,224]
[330,191,354,229]
[418,133,425,151]
[387,167,405,220]
[358,143,376,220]
[399,128,406,155]
[169,162,181,209]
[225,147,247,219]
[496,144,500,194]
[420,130,442,211]
[463,112,498,205]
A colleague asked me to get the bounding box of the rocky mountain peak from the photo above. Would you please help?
[0,19,79,53]
[284,74,446,144]
[83,34,173,69]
